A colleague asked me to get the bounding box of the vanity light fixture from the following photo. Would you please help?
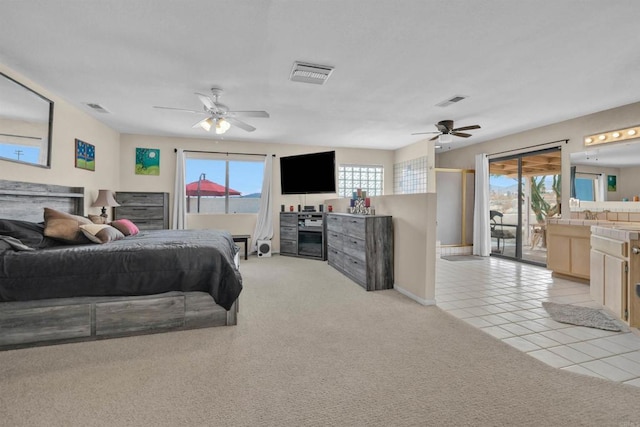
[584,124,640,147]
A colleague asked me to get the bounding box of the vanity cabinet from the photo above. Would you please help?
[546,222,591,280]
[590,234,628,321]
[326,213,393,291]
[589,226,640,327]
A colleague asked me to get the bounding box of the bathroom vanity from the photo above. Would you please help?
[589,225,640,328]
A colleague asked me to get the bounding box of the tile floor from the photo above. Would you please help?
[435,255,640,387]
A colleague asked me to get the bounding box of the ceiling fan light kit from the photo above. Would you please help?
[438,133,453,144]
[154,87,269,134]
[411,119,481,143]
[215,118,231,134]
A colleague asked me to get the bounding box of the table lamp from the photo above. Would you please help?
[91,189,120,220]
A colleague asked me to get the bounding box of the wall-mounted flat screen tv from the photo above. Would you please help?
[280,150,336,194]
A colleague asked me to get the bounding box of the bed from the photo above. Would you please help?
[0,180,242,350]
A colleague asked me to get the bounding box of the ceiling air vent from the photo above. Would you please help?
[436,95,467,108]
[289,61,334,85]
[84,103,110,113]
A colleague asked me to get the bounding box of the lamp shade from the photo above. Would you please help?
[91,189,120,208]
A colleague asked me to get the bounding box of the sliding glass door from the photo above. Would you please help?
[489,147,561,265]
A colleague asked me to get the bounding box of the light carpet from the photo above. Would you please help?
[542,301,625,332]
[1,255,640,426]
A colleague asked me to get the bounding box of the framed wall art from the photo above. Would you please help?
[75,139,95,171]
[135,147,160,175]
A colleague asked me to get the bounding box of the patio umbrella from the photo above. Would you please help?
[186,175,241,212]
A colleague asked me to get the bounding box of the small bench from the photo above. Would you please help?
[232,235,251,260]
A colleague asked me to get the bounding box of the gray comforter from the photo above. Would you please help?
[0,229,242,310]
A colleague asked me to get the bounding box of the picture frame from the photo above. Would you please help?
[607,175,616,192]
[135,147,160,175]
[75,139,95,171]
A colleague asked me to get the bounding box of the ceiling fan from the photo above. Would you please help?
[412,119,481,142]
[153,87,269,134]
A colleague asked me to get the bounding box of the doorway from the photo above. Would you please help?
[488,147,561,265]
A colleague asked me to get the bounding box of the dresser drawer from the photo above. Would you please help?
[343,235,366,261]
[115,206,166,220]
[116,192,165,206]
[280,239,297,255]
[327,247,344,270]
[326,229,343,250]
[280,213,298,227]
[343,216,366,237]
[132,219,166,230]
[280,226,298,241]
[343,253,367,287]
[326,214,343,232]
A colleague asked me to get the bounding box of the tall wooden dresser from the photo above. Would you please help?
[113,192,170,230]
[326,213,393,291]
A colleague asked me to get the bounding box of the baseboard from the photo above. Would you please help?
[394,285,437,306]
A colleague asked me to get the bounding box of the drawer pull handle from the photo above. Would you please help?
[633,246,640,255]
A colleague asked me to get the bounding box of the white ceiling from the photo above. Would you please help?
[1,1,640,151]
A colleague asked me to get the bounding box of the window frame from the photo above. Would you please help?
[337,164,384,198]
[184,153,264,214]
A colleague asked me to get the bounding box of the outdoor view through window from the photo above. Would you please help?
[185,158,264,214]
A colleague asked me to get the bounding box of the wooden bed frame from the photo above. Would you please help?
[0,180,238,350]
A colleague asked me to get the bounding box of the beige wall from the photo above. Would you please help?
[437,101,640,214]
[0,64,121,217]
[619,167,640,201]
[119,133,395,250]
[325,193,437,304]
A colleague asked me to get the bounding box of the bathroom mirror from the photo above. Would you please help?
[0,72,53,168]
[570,140,640,202]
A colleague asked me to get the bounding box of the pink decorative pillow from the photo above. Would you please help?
[110,219,140,236]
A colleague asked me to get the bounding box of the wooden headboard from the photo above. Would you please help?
[0,179,84,222]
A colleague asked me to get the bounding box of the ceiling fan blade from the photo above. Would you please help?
[411,131,440,135]
[451,132,472,138]
[227,110,270,118]
[153,106,204,114]
[195,92,217,111]
[429,135,440,141]
[226,117,256,132]
[452,125,481,132]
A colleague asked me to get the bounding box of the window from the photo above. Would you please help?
[338,164,383,198]
[394,156,427,194]
[575,177,595,201]
[185,156,264,214]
